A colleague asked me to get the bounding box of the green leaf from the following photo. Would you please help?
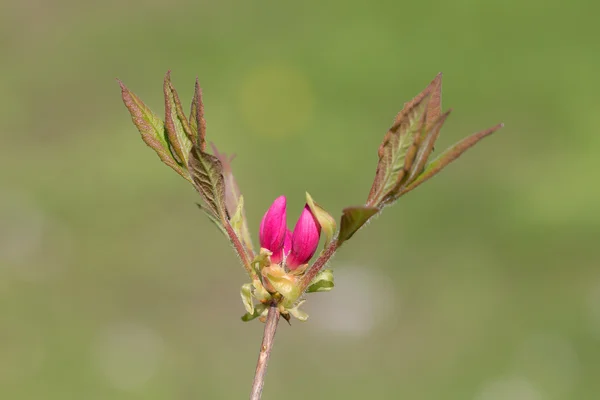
[195,203,227,236]
[230,195,246,235]
[188,146,228,220]
[118,79,190,182]
[240,283,254,314]
[338,206,379,245]
[189,78,207,151]
[401,123,504,195]
[305,192,337,248]
[306,269,334,293]
[163,71,193,165]
[252,279,271,303]
[262,264,300,306]
[241,303,268,322]
[252,249,272,275]
[288,300,309,322]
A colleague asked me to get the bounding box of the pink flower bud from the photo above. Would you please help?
[286,204,321,269]
[282,229,292,260]
[259,196,287,263]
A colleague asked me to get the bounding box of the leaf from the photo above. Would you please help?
[118,79,190,181]
[288,299,309,322]
[404,110,452,186]
[229,195,245,234]
[414,72,443,130]
[189,78,207,151]
[240,283,254,314]
[252,249,273,275]
[306,269,334,293]
[252,279,271,303]
[241,303,268,322]
[305,192,337,248]
[338,206,379,245]
[188,145,228,220]
[401,123,504,195]
[367,92,430,207]
[163,71,193,165]
[368,74,444,207]
[262,264,300,306]
[210,144,254,257]
[195,203,227,236]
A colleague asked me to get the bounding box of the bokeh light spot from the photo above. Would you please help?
[512,333,579,396]
[0,189,72,282]
[475,377,542,400]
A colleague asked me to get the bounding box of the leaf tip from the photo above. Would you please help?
[116,78,129,94]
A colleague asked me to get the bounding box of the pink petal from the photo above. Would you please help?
[259,196,287,258]
[286,204,321,269]
[272,229,292,264]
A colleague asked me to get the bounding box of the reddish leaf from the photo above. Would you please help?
[404,110,452,185]
[367,74,444,208]
[367,94,429,206]
[163,71,193,165]
[401,123,504,195]
[190,78,207,151]
[338,206,379,245]
[188,145,227,220]
[118,79,190,181]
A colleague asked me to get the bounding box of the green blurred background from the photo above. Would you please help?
[1,0,599,399]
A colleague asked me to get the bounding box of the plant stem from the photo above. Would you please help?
[249,303,281,400]
[299,240,338,292]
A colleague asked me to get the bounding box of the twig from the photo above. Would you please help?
[249,303,281,400]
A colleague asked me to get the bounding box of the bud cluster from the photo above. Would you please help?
[119,72,502,323]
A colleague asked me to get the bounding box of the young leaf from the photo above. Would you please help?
[240,283,255,314]
[288,300,309,322]
[404,110,452,186]
[230,195,246,235]
[241,303,268,322]
[401,123,504,195]
[118,79,191,181]
[210,144,254,257]
[367,92,430,207]
[189,78,207,151]
[306,269,334,293]
[252,279,272,303]
[188,145,228,220]
[410,72,443,130]
[163,71,193,165]
[195,203,227,236]
[338,206,379,245]
[305,192,337,248]
[262,264,301,307]
[368,74,444,207]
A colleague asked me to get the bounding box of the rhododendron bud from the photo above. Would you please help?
[286,205,321,269]
[259,196,287,263]
[282,229,292,259]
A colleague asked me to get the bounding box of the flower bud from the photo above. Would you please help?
[286,205,321,269]
[282,229,292,260]
[259,196,287,263]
